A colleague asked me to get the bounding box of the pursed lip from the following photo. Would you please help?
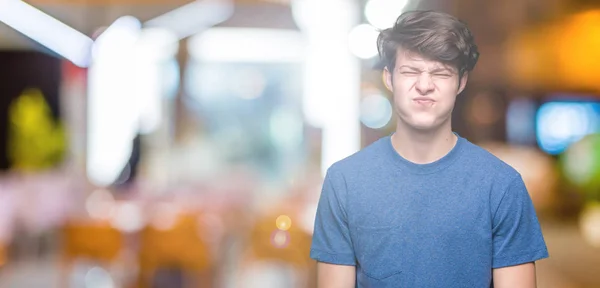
[413,97,435,102]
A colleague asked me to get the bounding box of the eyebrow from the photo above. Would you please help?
[430,68,453,73]
[398,65,454,74]
[398,65,422,71]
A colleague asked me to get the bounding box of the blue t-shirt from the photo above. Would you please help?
[310,134,549,287]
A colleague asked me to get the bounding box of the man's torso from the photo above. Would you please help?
[335,136,517,287]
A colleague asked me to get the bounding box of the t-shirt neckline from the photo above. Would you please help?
[384,132,465,175]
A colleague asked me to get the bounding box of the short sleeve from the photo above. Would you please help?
[492,175,549,268]
[310,167,356,266]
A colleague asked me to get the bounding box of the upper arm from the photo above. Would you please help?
[310,167,356,265]
[317,262,356,288]
[491,175,549,269]
[493,262,537,288]
[311,168,357,287]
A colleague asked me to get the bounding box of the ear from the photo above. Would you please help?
[457,72,468,94]
[383,67,393,92]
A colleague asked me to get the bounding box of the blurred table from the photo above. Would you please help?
[537,218,600,288]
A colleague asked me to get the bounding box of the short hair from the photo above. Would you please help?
[377,10,479,77]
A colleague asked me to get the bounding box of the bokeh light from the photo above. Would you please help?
[536,102,599,155]
[579,202,600,248]
[84,266,115,288]
[275,215,292,231]
[85,189,115,220]
[360,93,393,129]
[365,0,410,29]
[270,230,290,249]
[348,24,380,59]
[561,134,600,199]
[110,202,144,233]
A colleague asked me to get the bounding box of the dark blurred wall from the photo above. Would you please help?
[0,50,61,170]
[445,0,566,87]
[422,0,571,143]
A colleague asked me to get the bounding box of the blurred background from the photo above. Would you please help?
[0,0,599,287]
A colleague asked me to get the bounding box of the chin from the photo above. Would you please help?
[407,117,440,131]
[409,123,439,131]
[396,111,448,131]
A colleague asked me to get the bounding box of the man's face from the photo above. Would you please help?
[384,49,467,131]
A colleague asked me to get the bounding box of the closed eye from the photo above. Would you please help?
[400,71,419,76]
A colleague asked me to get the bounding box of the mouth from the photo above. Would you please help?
[413,98,435,106]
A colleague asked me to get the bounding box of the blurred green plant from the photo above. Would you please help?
[7,88,67,171]
[560,133,600,201]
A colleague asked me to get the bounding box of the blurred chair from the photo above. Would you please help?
[238,210,315,288]
[62,221,123,262]
[136,213,214,288]
[0,242,6,268]
[60,220,124,286]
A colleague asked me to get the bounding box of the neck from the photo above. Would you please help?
[391,120,457,164]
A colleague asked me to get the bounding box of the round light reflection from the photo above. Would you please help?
[365,0,410,30]
[348,24,380,59]
[580,203,600,248]
[271,230,291,249]
[360,94,393,129]
[276,215,292,231]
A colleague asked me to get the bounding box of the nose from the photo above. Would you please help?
[415,74,434,95]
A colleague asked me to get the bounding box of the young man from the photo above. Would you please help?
[310,10,548,288]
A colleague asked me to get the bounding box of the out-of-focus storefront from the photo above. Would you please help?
[0,0,599,287]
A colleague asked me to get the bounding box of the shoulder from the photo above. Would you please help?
[459,139,521,185]
[458,140,531,213]
[327,136,389,178]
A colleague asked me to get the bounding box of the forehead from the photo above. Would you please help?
[395,49,453,71]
